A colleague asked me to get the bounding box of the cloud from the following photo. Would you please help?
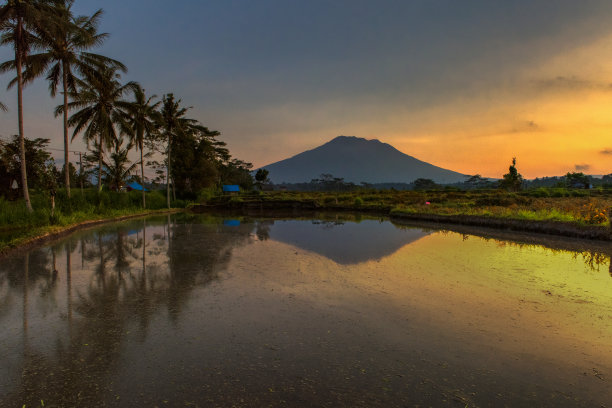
[574,163,591,171]
[600,148,612,155]
[510,120,540,133]
[534,76,612,92]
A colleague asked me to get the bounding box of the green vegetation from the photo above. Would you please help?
[0,0,253,218]
[202,188,612,230]
[0,188,182,252]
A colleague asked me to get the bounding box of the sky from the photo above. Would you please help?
[2,0,612,179]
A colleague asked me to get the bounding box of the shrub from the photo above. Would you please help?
[354,197,364,206]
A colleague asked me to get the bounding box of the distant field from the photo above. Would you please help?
[210,188,612,227]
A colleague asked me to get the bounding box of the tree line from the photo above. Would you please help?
[0,0,252,212]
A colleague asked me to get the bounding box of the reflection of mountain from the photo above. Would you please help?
[268,219,429,264]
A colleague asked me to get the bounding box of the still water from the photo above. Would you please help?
[0,213,611,407]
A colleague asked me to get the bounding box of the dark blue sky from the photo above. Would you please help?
[2,0,612,176]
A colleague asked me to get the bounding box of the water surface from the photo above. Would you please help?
[0,214,611,407]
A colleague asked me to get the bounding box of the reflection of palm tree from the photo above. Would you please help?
[4,215,256,406]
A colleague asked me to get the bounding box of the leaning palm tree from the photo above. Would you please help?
[57,65,138,192]
[0,0,56,212]
[21,1,125,198]
[118,85,160,208]
[158,94,198,208]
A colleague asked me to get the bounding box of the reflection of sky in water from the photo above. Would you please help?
[0,214,611,407]
[267,219,429,264]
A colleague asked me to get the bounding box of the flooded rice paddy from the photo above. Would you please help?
[0,213,611,407]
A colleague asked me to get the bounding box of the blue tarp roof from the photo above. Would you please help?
[126,182,149,191]
[222,185,240,192]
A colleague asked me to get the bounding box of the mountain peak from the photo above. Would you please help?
[328,135,382,144]
[261,136,466,184]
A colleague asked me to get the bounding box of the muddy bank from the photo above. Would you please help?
[391,212,612,241]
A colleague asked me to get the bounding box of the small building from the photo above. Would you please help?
[125,182,149,192]
[222,185,240,195]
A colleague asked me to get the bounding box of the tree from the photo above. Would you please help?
[499,157,523,191]
[0,134,54,195]
[565,172,590,189]
[170,124,221,197]
[157,94,198,208]
[412,178,438,191]
[0,0,57,211]
[57,65,136,191]
[254,168,270,190]
[21,1,124,198]
[119,85,159,207]
[101,138,137,191]
[219,158,253,190]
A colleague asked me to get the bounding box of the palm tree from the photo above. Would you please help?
[0,0,56,212]
[22,1,125,199]
[57,65,137,192]
[158,94,198,208]
[118,85,160,208]
[101,138,138,191]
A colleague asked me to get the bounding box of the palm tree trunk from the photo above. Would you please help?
[140,140,145,208]
[63,61,70,199]
[166,133,171,209]
[98,136,103,192]
[16,17,32,213]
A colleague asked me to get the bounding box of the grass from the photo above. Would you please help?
[204,188,612,228]
[0,188,187,252]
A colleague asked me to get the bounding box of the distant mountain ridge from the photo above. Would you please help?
[260,136,466,184]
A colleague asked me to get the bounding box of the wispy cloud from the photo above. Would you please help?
[574,163,591,171]
[534,76,612,92]
[600,148,612,155]
[510,120,540,133]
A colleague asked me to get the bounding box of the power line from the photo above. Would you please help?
[0,137,87,154]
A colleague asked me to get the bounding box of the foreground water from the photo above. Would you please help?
[0,214,611,407]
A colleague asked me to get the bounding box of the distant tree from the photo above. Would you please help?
[219,158,253,190]
[565,172,590,189]
[101,138,137,191]
[254,168,270,190]
[601,173,612,186]
[0,135,54,194]
[464,174,488,189]
[412,178,438,191]
[499,157,523,191]
[171,124,221,197]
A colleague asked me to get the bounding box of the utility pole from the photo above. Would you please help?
[78,152,83,194]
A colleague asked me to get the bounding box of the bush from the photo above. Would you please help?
[526,188,550,198]
[354,197,364,206]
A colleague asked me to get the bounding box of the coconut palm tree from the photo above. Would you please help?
[20,1,125,198]
[118,85,160,208]
[158,94,198,208]
[57,65,138,192]
[101,138,138,191]
[0,0,56,212]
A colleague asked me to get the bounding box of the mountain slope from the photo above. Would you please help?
[260,136,466,184]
